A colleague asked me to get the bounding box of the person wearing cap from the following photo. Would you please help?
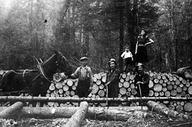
[134,63,150,97]
[105,58,120,105]
[70,56,93,97]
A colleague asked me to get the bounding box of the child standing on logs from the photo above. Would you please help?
[105,59,120,106]
[135,29,154,65]
[70,57,93,97]
[134,63,150,97]
[121,46,134,72]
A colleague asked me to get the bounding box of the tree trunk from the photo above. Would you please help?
[87,106,149,121]
[0,106,148,120]
[0,102,23,119]
[119,0,124,72]
[126,0,138,57]
[65,101,88,127]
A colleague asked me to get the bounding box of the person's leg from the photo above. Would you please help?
[76,81,84,97]
[124,59,129,72]
[108,83,119,106]
[78,79,90,97]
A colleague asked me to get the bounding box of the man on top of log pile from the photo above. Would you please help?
[134,63,150,98]
[105,58,120,106]
[70,56,93,97]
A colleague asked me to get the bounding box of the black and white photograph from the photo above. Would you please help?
[0,0,192,126]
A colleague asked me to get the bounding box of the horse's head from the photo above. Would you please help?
[54,50,73,77]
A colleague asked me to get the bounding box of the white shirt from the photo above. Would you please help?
[121,51,133,59]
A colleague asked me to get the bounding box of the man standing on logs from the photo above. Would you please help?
[71,57,93,97]
[134,63,150,97]
[105,58,120,106]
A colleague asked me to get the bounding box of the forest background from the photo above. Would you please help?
[0,0,191,73]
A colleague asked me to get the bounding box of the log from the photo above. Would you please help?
[121,73,126,79]
[65,101,88,127]
[1,96,192,103]
[67,80,73,86]
[98,90,105,97]
[184,102,192,112]
[123,82,130,88]
[0,106,148,120]
[96,80,101,85]
[153,84,162,92]
[147,101,189,119]
[119,88,126,95]
[91,84,99,94]
[99,84,104,89]
[119,83,123,88]
[96,73,102,80]
[148,80,154,88]
[53,73,62,82]
[63,85,69,91]
[0,101,23,118]
[49,83,55,91]
[56,82,63,89]
[188,86,192,95]
[88,107,149,121]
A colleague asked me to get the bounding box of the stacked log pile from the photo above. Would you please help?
[46,79,78,98]
[148,72,192,113]
[46,72,192,113]
[46,79,79,107]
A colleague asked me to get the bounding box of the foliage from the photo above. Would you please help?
[0,0,191,73]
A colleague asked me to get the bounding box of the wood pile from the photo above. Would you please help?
[46,79,79,107]
[46,72,192,113]
[148,72,192,113]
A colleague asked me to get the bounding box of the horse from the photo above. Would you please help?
[0,50,72,97]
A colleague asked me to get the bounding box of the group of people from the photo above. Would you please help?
[70,56,121,100]
[121,29,154,72]
[68,29,154,106]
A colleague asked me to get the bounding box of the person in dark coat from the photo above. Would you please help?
[105,59,120,105]
[135,29,154,64]
[71,57,93,97]
[134,63,150,97]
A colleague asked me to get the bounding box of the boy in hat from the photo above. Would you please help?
[71,56,93,97]
[134,63,150,97]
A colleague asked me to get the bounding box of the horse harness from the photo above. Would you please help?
[22,55,70,89]
[37,63,52,83]
[22,65,52,90]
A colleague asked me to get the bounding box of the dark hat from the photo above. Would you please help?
[80,57,88,61]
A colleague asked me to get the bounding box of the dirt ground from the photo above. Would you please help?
[0,112,192,127]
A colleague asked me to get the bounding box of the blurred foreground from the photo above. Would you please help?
[0,112,192,127]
